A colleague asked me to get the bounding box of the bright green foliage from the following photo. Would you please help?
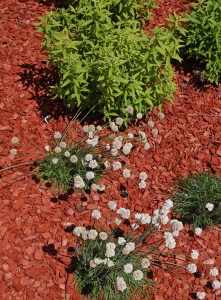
[172,173,221,229]
[183,0,221,84]
[36,1,184,122]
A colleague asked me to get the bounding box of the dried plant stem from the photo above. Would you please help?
[0,161,35,172]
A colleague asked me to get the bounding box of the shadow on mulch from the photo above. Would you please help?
[35,0,71,8]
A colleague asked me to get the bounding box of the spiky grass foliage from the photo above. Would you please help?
[172,173,221,228]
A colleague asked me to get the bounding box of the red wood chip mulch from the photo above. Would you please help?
[0,0,221,299]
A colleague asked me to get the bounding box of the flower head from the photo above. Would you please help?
[187,263,197,274]
[10,148,17,155]
[86,171,95,180]
[196,292,206,300]
[191,250,199,260]
[195,227,203,236]
[210,267,219,277]
[212,280,221,290]
[52,158,59,164]
[133,270,143,281]
[125,106,134,115]
[137,113,143,119]
[11,137,19,144]
[124,263,133,274]
[70,155,78,163]
[59,141,66,149]
[87,229,98,240]
[99,232,108,240]
[205,203,214,211]
[116,277,127,292]
[123,168,131,179]
[91,209,101,219]
[141,258,150,269]
[108,201,117,211]
[54,131,62,139]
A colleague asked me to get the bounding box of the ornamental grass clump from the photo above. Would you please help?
[70,199,189,299]
[172,173,221,229]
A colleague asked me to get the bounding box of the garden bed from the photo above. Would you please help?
[0,0,221,299]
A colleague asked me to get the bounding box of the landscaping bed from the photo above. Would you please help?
[0,0,221,299]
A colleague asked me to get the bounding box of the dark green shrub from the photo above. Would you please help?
[182,0,221,84]
[172,173,221,229]
[37,1,184,122]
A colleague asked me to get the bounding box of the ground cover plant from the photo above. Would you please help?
[181,0,221,84]
[172,173,221,229]
[36,0,185,123]
[1,0,221,299]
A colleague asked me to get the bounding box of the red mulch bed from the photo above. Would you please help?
[1,0,221,299]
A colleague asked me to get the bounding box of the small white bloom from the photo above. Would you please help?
[91,209,101,219]
[113,161,122,171]
[117,208,130,219]
[97,184,105,191]
[210,267,219,277]
[147,120,154,127]
[141,258,150,269]
[11,137,19,144]
[113,139,122,150]
[73,226,87,237]
[165,199,174,208]
[136,112,143,119]
[99,232,108,240]
[122,146,131,155]
[52,158,59,164]
[88,124,95,132]
[96,125,102,131]
[89,259,97,268]
[125,106,134,115]
[124,263,133,274]
[170,219,183,232]
[118,237,126,245]
[196,292,206,300]
[74,175,85,189]
[64,151,70,157]
[160,215,169,225]
[187,263,197,274]
[128,133,134,139]
[59,141,66,149]
[110,148,118,157]
[54,131,62,139]
[172,230,180,237]
[10,148,17,155]
[104,160,111,169]
[44,145,50,151]
[133,270,143,281]
[205,203,214,211]
[82,125,89,133]
[93,258,104,265]
[115,218,122,226]
[84,154,93,161]
[86,171,95,180]
[89,159,98,169]
[144,142,151,150]
[152,128,159,136]
[122,242,135,255]
[54,146,62,154]
[91,183,98,191]
[116,277,127,292]
[212,280,221,290]
[87,229,98,240]
[70,155,78,163]
[107,259,115,267]
[139,172,148,181]
[123,168,131,179]
[135,213,151,225]
[110,122,118,132]
[139,131,147,142]
[138,181,146,189]
[158,112,165,119]
[116,117,124,126]
[108,201,117,211]
[191,250,199,260]
[106,144,111,150]
[165,237,176,249]
[195,227,203,236]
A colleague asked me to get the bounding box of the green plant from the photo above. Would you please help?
[172,173,221,228]
[182,0,221,84]
[36,1,184,123]
[71,200,186,300]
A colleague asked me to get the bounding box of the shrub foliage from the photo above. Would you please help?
[183,0,221,84]
[36,0,184,122]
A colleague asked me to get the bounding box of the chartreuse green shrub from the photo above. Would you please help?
[182,0,221,84]
[172,173,221,229]
[36,0,184,123]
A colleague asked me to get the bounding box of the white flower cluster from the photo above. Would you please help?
[205,202,214,211]
[212,280,221,290]
[113,161,122,171]
[122,142,133,155]
[118,237,126,245]
[91,209,101,220]
[135,213,151,225]
[109,121,118,133]
[116,276,127,292]
[170,219,183,237]
[105,242,116,258]
[90,257,114,268]
[196,292,206,299]
[191,249,199,260]
[141,258,150,269]
[164,232,176,249]
[125,105,134,115]
[123,168,131,179]
[74,175,85,189]
[86,135,99,147]
[138,131,147,142]
[136,113,143,119]
[11,137,19,144]
[122,242,135,255]
[54,131,62,139]
[73,227,99,240]
[117,208,130,219]
[116,117,124,126]
[186,263,197,273]
[108,200,117,211]
[138,171,148,189]
[210,267,219,277]
[195,227,203,236]
[113,136,123,150]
